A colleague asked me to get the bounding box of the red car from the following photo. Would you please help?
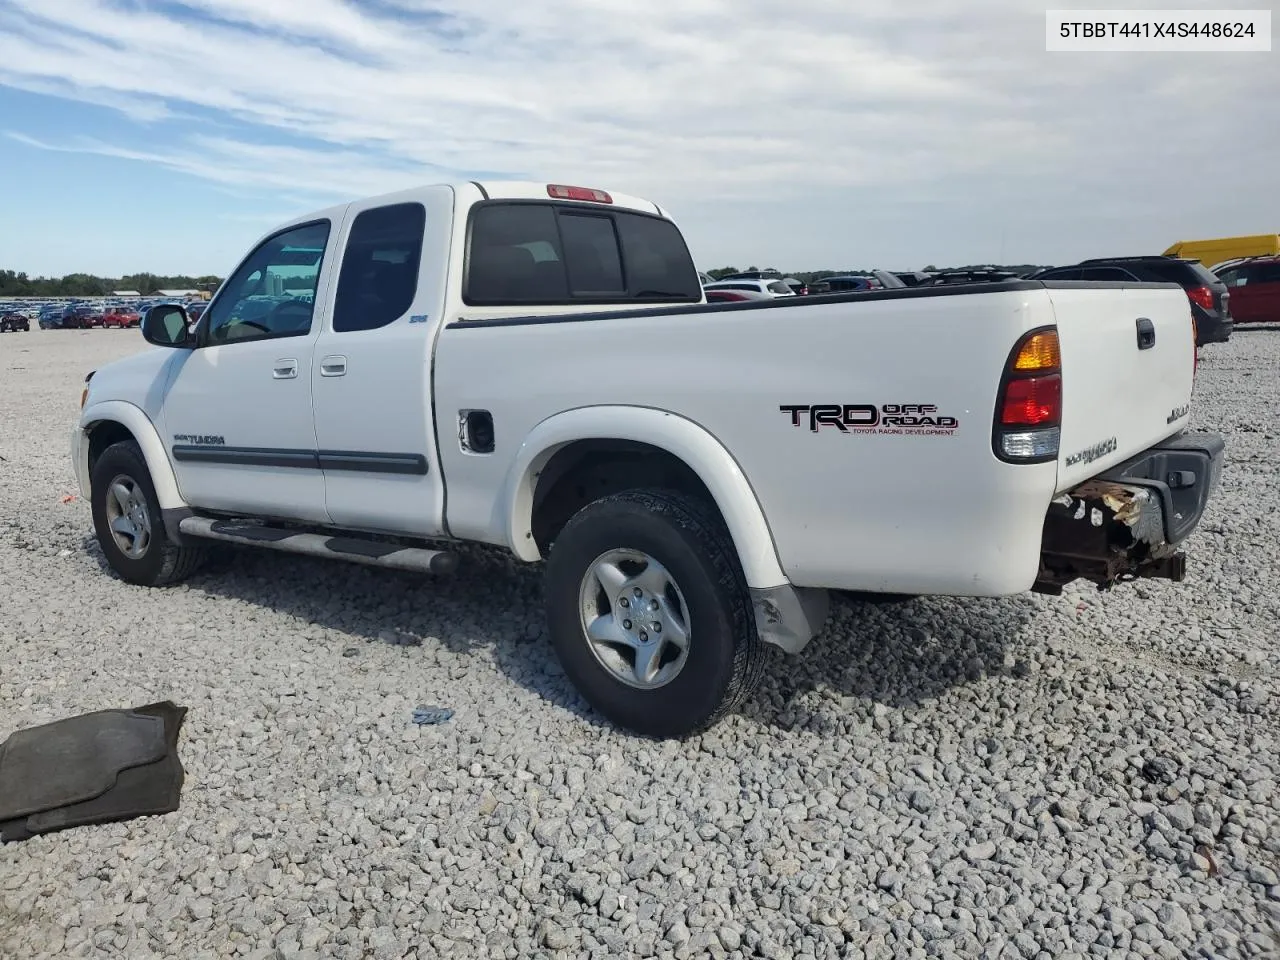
[102,307,141,328]
[1215,257,1280,324]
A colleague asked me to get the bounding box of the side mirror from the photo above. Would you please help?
[142,304,194,348]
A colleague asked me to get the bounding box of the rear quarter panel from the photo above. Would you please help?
[434,287,1063,596]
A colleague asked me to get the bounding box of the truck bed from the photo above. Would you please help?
[435,279,1197,597]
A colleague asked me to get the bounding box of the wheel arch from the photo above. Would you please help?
[502,406,789,590]
[79,401,186,515]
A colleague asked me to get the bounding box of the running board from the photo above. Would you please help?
[178,517,458,576]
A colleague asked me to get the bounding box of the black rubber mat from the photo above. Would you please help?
[0,702,187,843]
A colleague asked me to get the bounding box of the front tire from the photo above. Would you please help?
[544,489,763,738]
[91,441,206,586]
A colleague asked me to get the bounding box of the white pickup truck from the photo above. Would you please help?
[72,180,1224,737]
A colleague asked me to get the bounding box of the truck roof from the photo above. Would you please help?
[279,181,666,234]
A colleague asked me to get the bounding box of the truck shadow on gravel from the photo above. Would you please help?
[746,592,1040,729]
[83,536,1042,732]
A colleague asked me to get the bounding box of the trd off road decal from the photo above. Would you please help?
[780,404,959,436]
[172,434,226,446]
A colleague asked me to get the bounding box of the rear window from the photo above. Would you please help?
[1144,260,1219,287]
[767,281,792,294]
[465,202,700,305]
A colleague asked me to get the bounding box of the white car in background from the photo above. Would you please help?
[702,278,796,298]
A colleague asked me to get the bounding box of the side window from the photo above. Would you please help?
[332,203,426,333]
[1217,268,1244,287]
[1253,263,1280,284]
[204,221,330,344]
[1038,267,1082,280]
[559,213,624,295]
[1080,267,1133,281]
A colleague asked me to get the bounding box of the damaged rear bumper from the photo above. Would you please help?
[1035,431,1225,594]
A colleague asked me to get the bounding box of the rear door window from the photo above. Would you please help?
[465,202,700,305]
[333,202,426,333]
[1251,263,1280,284]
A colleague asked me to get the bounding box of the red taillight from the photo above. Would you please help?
[1001,375,1062,427]
[994,327,1062,462]
[547,184,613,204]
[1186,286,1214,311]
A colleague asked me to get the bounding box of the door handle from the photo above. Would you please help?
[320,355,348,377]
[273,359,298,379]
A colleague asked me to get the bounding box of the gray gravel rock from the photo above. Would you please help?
[1,329,1278,959]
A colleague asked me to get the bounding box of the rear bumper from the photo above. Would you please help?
[1193,307,1233,344]
[1035,431,1224,593]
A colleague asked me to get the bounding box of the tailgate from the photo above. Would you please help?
[1047,284,1196,491]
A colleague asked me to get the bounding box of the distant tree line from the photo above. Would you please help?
[707,264,1055,282]
[0,269,224,297]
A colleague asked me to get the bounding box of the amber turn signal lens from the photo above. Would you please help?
[1013,331,1061,371]
[80,387,88,409]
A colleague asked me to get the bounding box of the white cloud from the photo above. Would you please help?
[0,0,1275,269]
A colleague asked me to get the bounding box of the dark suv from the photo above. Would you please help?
[1029,256,1232,345]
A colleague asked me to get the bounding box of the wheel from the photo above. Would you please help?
[544,489,763,738]
[91,441,206,586]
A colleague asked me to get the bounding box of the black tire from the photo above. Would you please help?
[91,440,206,586]
[544,488,763,738]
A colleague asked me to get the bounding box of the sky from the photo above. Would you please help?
[0,0,1276,278]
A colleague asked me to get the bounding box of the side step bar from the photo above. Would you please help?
[178,517,458,576]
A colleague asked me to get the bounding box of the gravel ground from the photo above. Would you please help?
[1,326,1278,960]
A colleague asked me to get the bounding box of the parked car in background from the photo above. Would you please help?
[703,288,775,302]
[60,303,105,329]
[38,305,64,329]
[717,270,783,281]
[702,278,796,298]
[186,302,209,322]
[1028,256,1232,346]
[925,269,1020,286]
[0,310,30,332]
[819,275,874,293]
[698,271,714,286]
[1213,257,1280,325]
[779,277,809,295]
[894,272,934,287]
[103,307,142,328]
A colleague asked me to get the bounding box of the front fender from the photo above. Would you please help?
[502,405,789,590]
[78,400,185,512]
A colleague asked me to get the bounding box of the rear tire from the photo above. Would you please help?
[91,441,206,586]
[544,489,763,738]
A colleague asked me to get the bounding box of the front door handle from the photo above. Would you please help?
[273,359,298,379]
[320,355,348,377]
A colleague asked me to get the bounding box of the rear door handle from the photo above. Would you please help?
[320,355,348,377]
[273,359,298,379]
